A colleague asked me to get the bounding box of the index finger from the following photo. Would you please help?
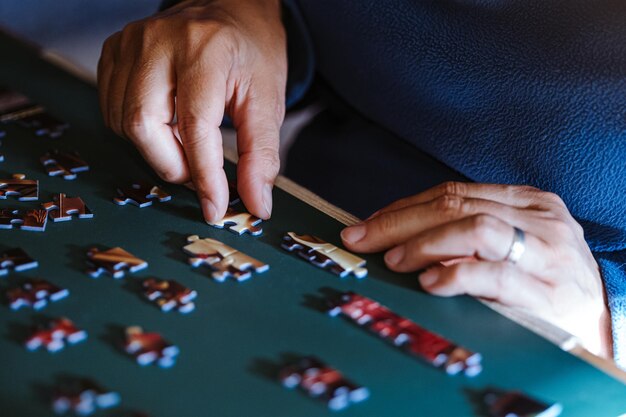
[176,64,229,223]
[370,182,544,219]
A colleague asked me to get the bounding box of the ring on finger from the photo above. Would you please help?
[505,226,526,264]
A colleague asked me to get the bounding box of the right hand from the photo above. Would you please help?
[98,0,287,222]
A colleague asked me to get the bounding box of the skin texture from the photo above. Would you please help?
[341,182,612,358]
[98,0,286,223]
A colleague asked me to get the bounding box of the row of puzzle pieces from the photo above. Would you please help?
[2,232,366,286]
[0,192,92,231]
[15,313,179,370]
[278,355,559,416]
[83,233,367,283]
[328,292,483,377]
[4,275,197,316]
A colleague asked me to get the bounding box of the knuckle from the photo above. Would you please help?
[375,212,400,234]
[439,181,467,197]
[444,265,467,292]
[121,111,149,140]
[183,20,235,52]
[540,191,566,207]
[470,214,500,242]
[516,184,541,194]
[433,194,467,217]
[210,26,237,49]
[120,21,140,44]
[103,31,121,49]
[572,220,585,238]
[549,219,574,239]
[256,147,280,179]
[177,116,211,144]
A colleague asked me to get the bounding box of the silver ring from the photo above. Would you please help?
[505,227,526,264]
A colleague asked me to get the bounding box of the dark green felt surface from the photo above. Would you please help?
[1,31,625,417]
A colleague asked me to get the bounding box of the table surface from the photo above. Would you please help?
[1,31,625,417]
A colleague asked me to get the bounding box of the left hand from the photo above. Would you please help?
[340,182,612,358]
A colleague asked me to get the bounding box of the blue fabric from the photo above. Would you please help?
[286,0,626,365]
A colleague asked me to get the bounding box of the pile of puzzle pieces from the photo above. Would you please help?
[0,173,94,231]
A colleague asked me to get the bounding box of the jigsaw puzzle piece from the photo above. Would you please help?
[113,182,171,207]
[42,193,93,222]
[142,278,197,313]
[0,173,38,200]
[51,377,121,416]
[25,317,87,352]
[481,388,563,417]
[18,112,69,138]
[228,182,241,206]
[0,208,48,231]
[279,356,370,411]
[124,326,179,368]
[0,247,38,276]
[86,247,148,279]
[401,321,482,376]
[207,207,263,236]
[6,278,69,310]
[282,232,368,278]
[183,235,269,282]
[40,150,89,180]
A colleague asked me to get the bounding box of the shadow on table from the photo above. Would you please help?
[248,352,309,382]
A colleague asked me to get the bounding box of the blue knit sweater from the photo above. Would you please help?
[283,0,626,366]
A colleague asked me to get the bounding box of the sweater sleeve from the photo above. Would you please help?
[596,250,626,369]
[159,0,315,110]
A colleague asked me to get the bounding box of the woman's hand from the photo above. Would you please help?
[98,0,286,222]
[340,182,612,358]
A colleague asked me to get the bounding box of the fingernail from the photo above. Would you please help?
[366,210,380,221]
[262,183,273,219]
[341,224,366,244]
[419,269,439,288]
[385,246,405,266]
[202,198,219,223]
